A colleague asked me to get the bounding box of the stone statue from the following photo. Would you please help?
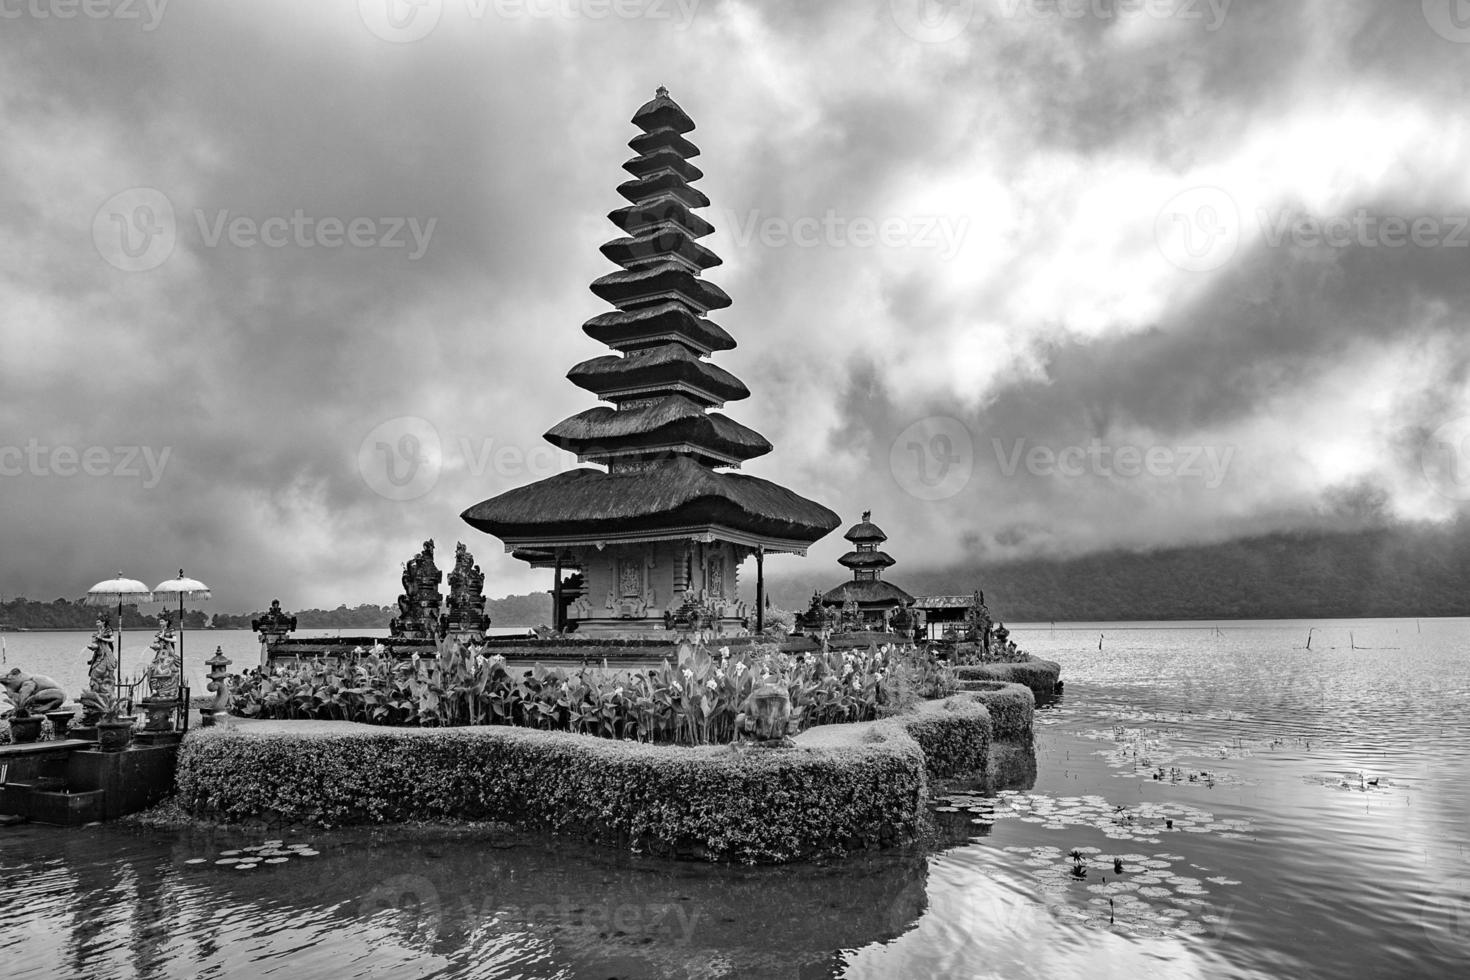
[144,619,181,701]
[2,668,66,715]
[78,621,118,722]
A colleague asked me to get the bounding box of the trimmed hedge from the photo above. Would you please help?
[953,658,1061,698]
[176,721,929,864]
[896,697,993,780]
[954,682,1034,741]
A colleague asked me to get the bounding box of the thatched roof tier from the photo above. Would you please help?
[821,580,915,608]
[838,549,896,570]
[545,395,771,466]
[623,148,703,183]
[617,173,710,209]
[844,517,888,543]
[608,199,715,239]
[582,302,736,355]
[568,344,749,406]
[462,457,840,553]
[632,87,696,135]
[628,128,699,159]
[599,231,721,273]
[590,263,732,312]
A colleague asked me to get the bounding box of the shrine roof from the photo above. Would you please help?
[544,395,771,464]
[632,87,696,135]
[589,263,732,312]
[461,456,840,547]
[622,148,703,182]
[838,549,896,570]
[843,518,888,543]
[820,580,915,607]
[582,302,736,354]
[567,344,749,405]
[599,231,722,272]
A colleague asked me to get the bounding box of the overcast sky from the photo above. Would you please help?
[3,0,1470,611]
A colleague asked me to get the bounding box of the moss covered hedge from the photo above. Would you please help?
[954,682,1034,741]
[953,658,1061,698]
[896,697,993,780]
[177,721,930,864]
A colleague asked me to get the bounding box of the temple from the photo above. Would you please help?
[462,88,840,635]
[819,512,915,630]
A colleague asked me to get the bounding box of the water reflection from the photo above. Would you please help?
[5,618,1470,980]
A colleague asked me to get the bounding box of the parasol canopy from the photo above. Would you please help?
[84,574,154,607]
[84,573,153,711]
[154,570,211,692]
[153,571,211,604]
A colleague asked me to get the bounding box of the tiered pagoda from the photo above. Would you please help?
[820,511,915,628]
[462,88,840,635]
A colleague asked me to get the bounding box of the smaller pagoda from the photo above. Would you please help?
[820,512,915,630]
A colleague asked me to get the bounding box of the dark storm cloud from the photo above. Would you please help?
[2,0,1468,608]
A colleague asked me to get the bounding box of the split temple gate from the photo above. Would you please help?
[462,89,839,635]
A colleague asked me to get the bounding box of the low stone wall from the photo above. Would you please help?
[953,658,1062,699]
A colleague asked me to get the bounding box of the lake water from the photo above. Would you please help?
[2,618,1468,979]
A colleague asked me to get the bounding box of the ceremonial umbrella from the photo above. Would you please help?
[84,573,154,710]
[153,570,211,687]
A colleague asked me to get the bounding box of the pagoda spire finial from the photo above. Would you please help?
[656,85,669,98]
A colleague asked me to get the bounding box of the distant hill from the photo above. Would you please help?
[208,592,553,630]
[767,520,1470,622]
[0,597,203,631]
